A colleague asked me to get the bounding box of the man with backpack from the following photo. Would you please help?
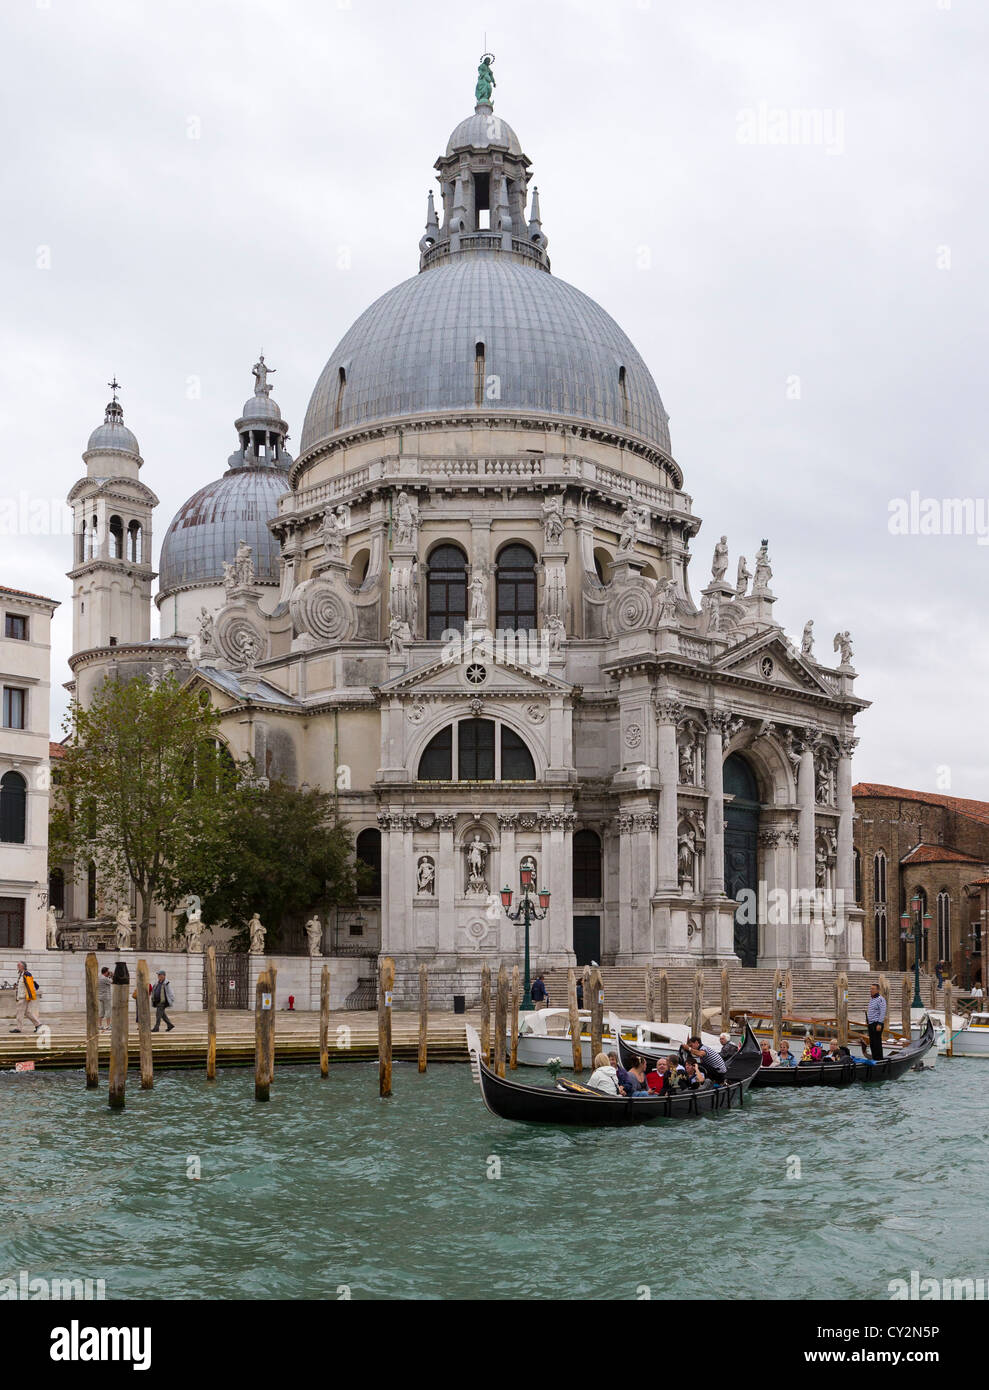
[151,970,176,1031]
[11,961,41,1033]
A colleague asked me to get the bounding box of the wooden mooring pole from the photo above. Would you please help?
[590,966,604,1058]
[567,967,583,1073]
[108,960,129,1110]
[836,971,849,1047]
[509,966,520,1070]
[878,972,890,1041]
[658,969,669,1025]
[783,967,793,1018]
[944,983,953,1057]
[135,959,153,1090]
[691,970,704,1039]
[721,966,731,1033]
[84,952,99,1089]
[901,974,913,1040]
[645,966,655,1024]
[418,963,428,1073]
[480,962,491,1066]
[205,945,217,1081]
[319,965,330,1078]
[266,965,277,1086]
[378,956,394,1097]
[772,968,783,1053]
[494,964,508,1078]
[255,968,272,1102]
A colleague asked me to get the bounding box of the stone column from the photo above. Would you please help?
[437,814,456,957]
[836,739,856,899]
[546,811,573,957]
[797,738,817,896]
[497,813,517,953]
[633,811,658,958]
[758,829,784,966]
[654,696,683,891]
[704,720,726,896]
[616,813,635,958]
[186,953,205,1013]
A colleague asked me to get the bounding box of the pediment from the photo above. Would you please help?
[714,631,837,695]
[381,648,572,700]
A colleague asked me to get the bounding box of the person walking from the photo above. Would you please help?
[150,970,175,1032]
[935,960,945,989]
[98,967,113,1032]
[866,983,887,1060]
[530,974,548,1010]
[11,962,41,1034]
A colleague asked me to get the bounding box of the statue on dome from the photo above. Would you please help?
[252,354,275,397]
[711,535,729,583]
[475,54,496,105]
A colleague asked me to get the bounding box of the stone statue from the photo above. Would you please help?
[395,492,418,546]
[388,617,412,656]
[46,906,59,950]
[234,539,254,588]
[541,494,565,545]
[656,579,678,624]
[416,856,435,894]
[704,590,722,634]
[182,894,204,953]
[833,630,854,666]
[618,501,645,552]
[469,572,488,623]
[801,619,814,657]
[735,555,751,597]
[678,827,696,889]
[475,54,495,104]
[543,564,566,622]
[248,912,266,955]
[545,613,565,655]
[388,565,410,625]
[466,835,488,893]
[678,739,695,785]
[815,845,828,887]
[409,560,419,632]
[198,608,215,654]
[223,560,236,595]
[305,915,323,957]
[753,539,772,592]
[322,507,345,558]
[252,354,275,396]
[114,908,134,951]
[711,535,729,583]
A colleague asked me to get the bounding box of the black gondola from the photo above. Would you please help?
[749,1015,936,1087]
[465,1022,762,1127]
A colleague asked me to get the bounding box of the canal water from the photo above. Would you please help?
[1,1059,983,1300]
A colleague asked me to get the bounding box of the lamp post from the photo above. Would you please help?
[501,864,550,1011]
[900,893,933,1010]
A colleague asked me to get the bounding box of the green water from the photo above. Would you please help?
[0,1060,982,1300]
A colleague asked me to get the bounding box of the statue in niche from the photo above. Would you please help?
[801,620,815,657]
[322,507,346,558]
[735,555,751,597]
[469,572,488,623]
[417,857,436,894]
[395,491,418,546]
[541,494,565,545]
[816,845,828,888]
[466,835,488,893]
[545,613,565,655]
[711,535,729,582]
[618,500,647,552]
[678,827,696,890]
[678,739,695,785]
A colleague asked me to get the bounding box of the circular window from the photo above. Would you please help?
[760,657,774,679]
[465,663,487,686]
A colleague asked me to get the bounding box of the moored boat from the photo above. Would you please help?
[514,1008,720,1069]
[751,1015,935,1086]
[941,1011,989,1058]
[467,1022,761,1127]
[611,1012,762,1085]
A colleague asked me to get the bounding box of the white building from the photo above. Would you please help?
[0,585,59,951]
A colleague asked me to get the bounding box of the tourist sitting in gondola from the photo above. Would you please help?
[682,1058,712,1091]
[822,1039,852,1064]
[719,1031,740,1062]
[760,1042,777,1067]
[798,1038,825,1064]
[623,1056,650,1094]
[775,1040,797,1067]
[588,1052,623,1094]
[645,1057,672,1094]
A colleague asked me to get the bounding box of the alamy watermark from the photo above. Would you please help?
[888,491,989,545]
[0,1268,106,1300]
[889,1270,989,1300]
[736,102,845,154]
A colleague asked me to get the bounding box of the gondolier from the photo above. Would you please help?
[686,1035,727,1080]
[867,984,886,1060]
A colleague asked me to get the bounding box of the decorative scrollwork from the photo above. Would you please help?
[289,579,356,644]
[215,612,266,669]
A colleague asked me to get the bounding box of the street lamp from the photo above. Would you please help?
[501,866,550,1011]
[900,893,934,1010]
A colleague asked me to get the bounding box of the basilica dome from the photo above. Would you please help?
[300,256,671,458]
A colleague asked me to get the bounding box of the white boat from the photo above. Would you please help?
[513,1007,721,1069]
[910,1007,967,1058]
[941,1011,989,1058]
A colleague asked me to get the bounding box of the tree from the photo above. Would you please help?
[164,779,364,949]
[50,674,237,940]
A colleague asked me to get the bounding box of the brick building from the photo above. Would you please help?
[853,783,989,985]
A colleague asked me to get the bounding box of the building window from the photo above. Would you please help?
[127,521,143,564]
[48,867,65,913]
[474,342,486,406]
[426,544,468,639]
[0,771,27,843]
[356,828,381,897]
[853,848,862,905]
[937,889,950,962]
[913,886,929,964]
[873,850,887,904]
[495,543,537,633]
[109,515,124,559]
[573,829,602,899]
[87,861,98,919]
[4,614,28,640]
[2,688,26,730]
[874,906,888,962]
[0,898,25,949]
[417,719,536,782]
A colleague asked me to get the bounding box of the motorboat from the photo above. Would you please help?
[942,1011,989,1057]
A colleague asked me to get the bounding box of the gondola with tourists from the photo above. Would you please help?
[466,1022,762,1127]
[749,1015,936,1087]
[611,1012,763,1085]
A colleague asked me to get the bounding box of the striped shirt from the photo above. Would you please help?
[695,1046,727,1076]
[867,995,887,1025]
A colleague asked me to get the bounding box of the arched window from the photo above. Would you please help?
[618,365,630,427]
[937,889,950,962]
[48,867,65,913]
[417,719,536,782]
[109,515,124,559]
[128,521,142,563]
[474,342,486,406]
[874,907,888,962]
[853,848,862,905]
[427,545,468,638]
[333,367,347,431]
[593,547,612,586]
[495,543,537,633]
[873,850,887,905]
[349,548,370,589]
[0,771,27,843]
[913,886,929,963]
[77,520,86,565]
[356,828,381,897]
[573,829,602,899]
[87,861,98,919]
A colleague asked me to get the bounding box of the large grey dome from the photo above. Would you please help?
[301,256,671,456]
[158,467,288,594]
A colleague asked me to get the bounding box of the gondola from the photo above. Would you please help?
[611,1013,763,1086]
[749,1015,936,1088]
[465,1022,762,1127]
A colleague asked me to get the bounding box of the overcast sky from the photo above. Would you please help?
[2,0,986,794]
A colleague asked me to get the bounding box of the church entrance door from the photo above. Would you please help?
[573,916,601,966]
[723,754,760,968]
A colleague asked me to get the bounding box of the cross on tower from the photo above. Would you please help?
[107,376,121,402]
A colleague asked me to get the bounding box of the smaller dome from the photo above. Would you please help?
[446,108,523,158]
[86,400,140,457]
[240,394,283,422]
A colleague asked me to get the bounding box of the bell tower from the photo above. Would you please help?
[67,381,158,656]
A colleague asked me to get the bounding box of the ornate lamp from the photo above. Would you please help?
[500,885,513,909]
